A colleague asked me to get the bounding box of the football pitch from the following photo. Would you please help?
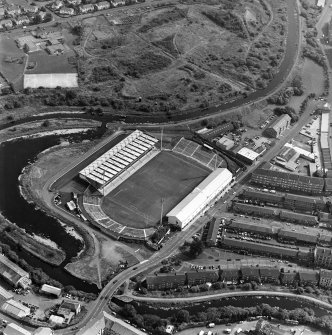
[101,151,210,229]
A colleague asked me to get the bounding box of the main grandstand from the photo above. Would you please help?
[167,168,233,229]
[79,130,158,195]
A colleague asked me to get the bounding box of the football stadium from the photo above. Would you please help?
[78,130,232,241]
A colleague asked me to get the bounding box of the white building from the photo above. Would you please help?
[40,284,62,298]
[317,0,325,7]
[33,328,54,335]
[167,168,232,229]
[237,147,260,164]
[3,323,31,335]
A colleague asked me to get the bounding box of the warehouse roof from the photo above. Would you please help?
[0,254,29,285]
[0,286,13,301]
[2,300,30,318]
[3,323,31,335]
[33,328,53,335]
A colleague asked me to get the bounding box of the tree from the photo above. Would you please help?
[176,309,190,323]
[189,240,204,257]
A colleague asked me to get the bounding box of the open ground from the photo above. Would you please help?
[101,150,210,228]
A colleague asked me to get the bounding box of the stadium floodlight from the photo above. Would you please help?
[160,197,164,225]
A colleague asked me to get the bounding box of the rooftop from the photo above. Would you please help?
[237,147,260,161]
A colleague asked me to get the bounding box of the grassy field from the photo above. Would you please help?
[25,50,77,74]
[101,151,210,228]
[0,36,26,88]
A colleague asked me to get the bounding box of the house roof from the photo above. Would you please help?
[284,193,325,205]
[298,271,318,282]
[320,269,332,280]
[227,220,275,235]
[146,273,186,286]
[220,268,239,279]
[222,237,307,257]
[241,266,260,277]
[316,246,332,257]
[60,299,80,311]
[278,229,318,243]
[268,114,291,131]
[259,266,280,278]
[186,270,218,281]
[242,189,284,203]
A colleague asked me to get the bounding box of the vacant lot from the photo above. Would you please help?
[77,0,287,115]
[101,151,210,228]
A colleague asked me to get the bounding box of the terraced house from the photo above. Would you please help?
[250,169,325,194]
[319,269,332,288]
[146,272,186,290]
[186,270,219,286]
[315,247,332,269]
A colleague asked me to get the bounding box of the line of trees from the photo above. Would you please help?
[118,302,332,334]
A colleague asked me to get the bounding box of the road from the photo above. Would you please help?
[119,290,332,311]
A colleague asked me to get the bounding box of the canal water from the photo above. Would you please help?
[0,130,102,293]
[133,295,332,318]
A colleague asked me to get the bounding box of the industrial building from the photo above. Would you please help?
[79,130,158,195]
[0,254,31,289]
[2,299,30,318]
[40,284,62,298]
[0,286,13,303]
[166,168,232,228]
[236,147,260,164]
[200,123,234,140]
[3,323,32,335]
[320,109,332,171]
[264,114,291,138]
[217,136,234,150]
